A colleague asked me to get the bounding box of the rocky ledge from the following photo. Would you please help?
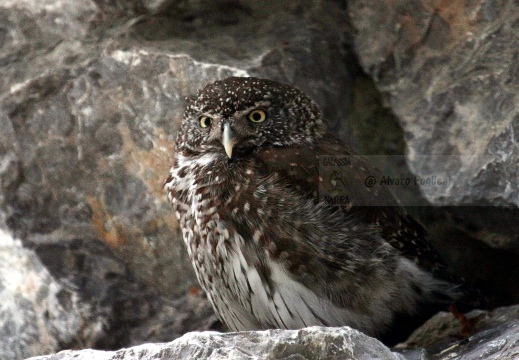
[29,305,519,360]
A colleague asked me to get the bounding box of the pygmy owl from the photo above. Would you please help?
[165,77,479,345]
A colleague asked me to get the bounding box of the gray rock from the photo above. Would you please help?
[29,234,221,350]
[0,229,104,360]
[398,305,519,360]
[349,0,519,247]
[24,305,519,360]
[0,0,360,355]
[348,0,519,307]
[27,326,406,360]
[0,228,220,360]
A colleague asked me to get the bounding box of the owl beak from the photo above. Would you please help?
[222,123,236,158]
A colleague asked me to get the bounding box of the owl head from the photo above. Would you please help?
[176,77,326,159]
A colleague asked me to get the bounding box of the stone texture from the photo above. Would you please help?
[28,235,221,351]
[27,326,406,360]
[24,306,519,360]
[349,0,519,248]
[0,229,103,359]
[0,0,358,357]
[0,0,354,300]
[0,228,219,360]
[349,0,519,308]
[399,305,519,359]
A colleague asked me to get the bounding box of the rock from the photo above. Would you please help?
[349,0,519,240]
[0,0,355,300]
[348,0,519,305]
[398,305,519,360]
[1,0,519,357]
[24,305,519,360]
[29,235,221,351]
[27,326,406,360]
[0,0,359,355]
[0,229,104,359]
[0,228,219,359]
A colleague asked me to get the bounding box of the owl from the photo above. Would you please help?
[165,77,480,345]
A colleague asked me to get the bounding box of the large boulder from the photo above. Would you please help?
[0,0,518,358]
[25,306,519,360]
[349,0,519,244]
[0,0,356,357]
[28,326,406,360]
[349,0,519,304]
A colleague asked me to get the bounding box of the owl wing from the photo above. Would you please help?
[255,133,448,276]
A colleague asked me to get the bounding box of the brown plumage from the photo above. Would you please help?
[165,77,482,345]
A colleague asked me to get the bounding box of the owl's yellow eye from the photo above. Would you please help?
[248,109,267,123]
[200,116,213,128]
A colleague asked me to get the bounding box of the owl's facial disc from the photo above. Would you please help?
[179,77,327,160]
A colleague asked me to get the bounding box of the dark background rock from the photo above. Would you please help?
[349,0,519,305]
[0,0,518,359]
[349,0,519,239]
[399,305,519,359]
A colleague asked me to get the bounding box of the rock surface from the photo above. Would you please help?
[0,0,358,357]
[0,228,220,359]
[0,229,102,359]
[29,326,406,360]
[25,306,519,360]
[349,0,519,247]
[0,0,354,300]
[400,305,519,359]
[349,0,519,306]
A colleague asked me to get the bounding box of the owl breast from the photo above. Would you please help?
[166,152,267,329]
[165,151,427,335]
[169,153,325,329]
